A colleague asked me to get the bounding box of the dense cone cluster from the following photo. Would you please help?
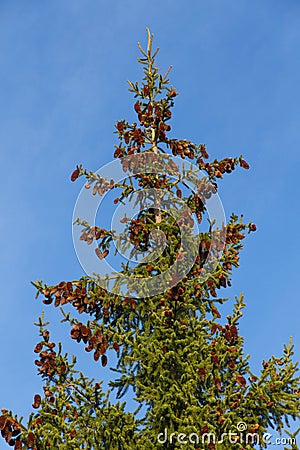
[0,414,37,450]
[70,323,110,366]
[33,333,67,379]
[1,29,299,450]
[41,280,104,316]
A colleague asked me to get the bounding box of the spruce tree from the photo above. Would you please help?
[1,29,299,450]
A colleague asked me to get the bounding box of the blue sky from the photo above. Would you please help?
[0,0,299,445]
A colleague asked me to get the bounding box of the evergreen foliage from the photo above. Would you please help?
[1,29,299,450]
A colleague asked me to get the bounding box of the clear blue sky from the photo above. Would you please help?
[0,0,299,445]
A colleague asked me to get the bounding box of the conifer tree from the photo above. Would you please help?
[1,29,299,450]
